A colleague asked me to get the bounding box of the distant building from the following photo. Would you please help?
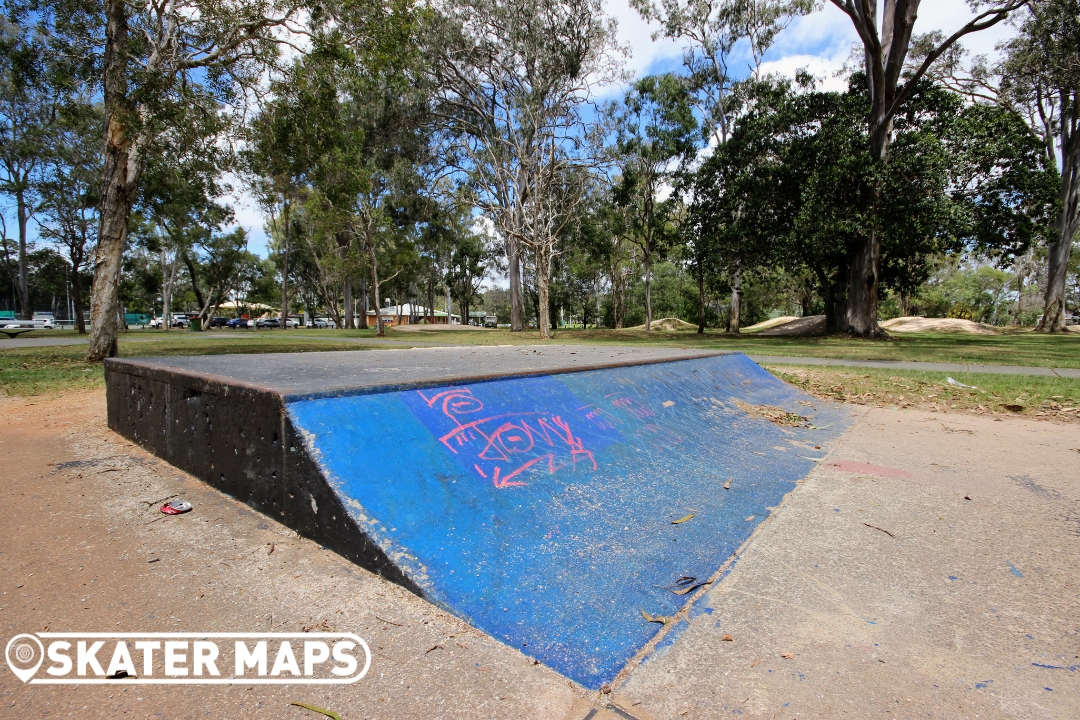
[366,303,460,326]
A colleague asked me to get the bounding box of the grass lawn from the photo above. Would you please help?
[767,365,1080,423]
[352,326,1080,368]
[3,328,1078,412]
[0,333,386,397]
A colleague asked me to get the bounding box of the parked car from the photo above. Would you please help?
[283,317,300,328]
[170,313,190,328]
[225,318,249,329]
[255,317,280,329]
[207,316,229,328]
[307,316,336,328]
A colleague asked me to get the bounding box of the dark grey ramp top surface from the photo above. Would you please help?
[106,345,727,399]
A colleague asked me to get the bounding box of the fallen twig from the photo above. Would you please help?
[863,522,896,538]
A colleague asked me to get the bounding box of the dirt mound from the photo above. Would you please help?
[880,316,999,335]
[743,316,798,333]
[757,315,826,336]
[627,317,698,332]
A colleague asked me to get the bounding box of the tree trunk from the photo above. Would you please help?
[428,269,435,325]
[1037,140,1078,332]
[845,229,883,336]
[357,276,368,328]
[279,203,290,330]
[643,248,652,332]
[343,277,354,329]
[727,267,741,333]
[822,272,844,334]
[368,245,384,337]
[183,251,208,322]
[87,0,146,361]
[16,188,30,319]
[509,239,524,331]
[697,264,705,335]
[72,263,85,334]
[536,246,551,339]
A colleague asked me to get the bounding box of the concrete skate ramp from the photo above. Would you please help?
[105,346,853,689]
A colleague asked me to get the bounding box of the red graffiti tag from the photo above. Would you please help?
[417,387,597,489]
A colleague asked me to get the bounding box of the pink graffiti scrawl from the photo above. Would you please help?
[416,387,598,489]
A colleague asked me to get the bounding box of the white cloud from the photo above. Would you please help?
[609,0,1020,84]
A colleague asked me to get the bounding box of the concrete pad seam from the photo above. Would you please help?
[606,404,868,693]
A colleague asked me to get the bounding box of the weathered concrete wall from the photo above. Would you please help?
[105,360,421,593]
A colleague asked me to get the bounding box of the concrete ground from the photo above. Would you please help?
[1,389,1077,719]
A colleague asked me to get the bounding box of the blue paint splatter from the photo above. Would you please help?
[948,575,958,581]
[975,680,992,689]
[687,605,713,621]
[833,507,841,512]
[1032,663,1079,671]
[866,620,877,625]
[1045,687,1053,691]
[1025,634,1034,639]
[1007,562,1024,577]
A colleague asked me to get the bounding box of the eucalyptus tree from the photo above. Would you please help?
[824,0,1027,336]
[631,0,813,148]
[80,0,307,359]
[138,102,235,330]
[631,0,812,331]
[608,73,698,332]
[997,0,1080,331]
[427,0,621,332]
[0,7,61,319]
[36,100,102,332]
[687,80,789,332]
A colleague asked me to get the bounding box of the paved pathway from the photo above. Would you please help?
[748,354,1080,379]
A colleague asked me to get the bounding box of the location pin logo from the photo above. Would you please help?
[5,634,44,683]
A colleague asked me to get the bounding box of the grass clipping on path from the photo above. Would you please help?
[767,365,1080,422]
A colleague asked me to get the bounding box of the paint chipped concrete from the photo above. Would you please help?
[2,390,1078,719]
[613,407,1080,719]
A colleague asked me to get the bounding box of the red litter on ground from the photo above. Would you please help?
[161,500,192,515]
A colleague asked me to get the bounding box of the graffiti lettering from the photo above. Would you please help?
[416,387,597,489]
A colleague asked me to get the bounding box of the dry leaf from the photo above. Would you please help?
[672,513,694,525]
[641,610,670,624]
[781,652,794,659]
[723,478,732,490]
[721,634,733,641]
[750,658,760,667]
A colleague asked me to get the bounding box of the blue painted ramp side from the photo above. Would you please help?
[286,354,852,688]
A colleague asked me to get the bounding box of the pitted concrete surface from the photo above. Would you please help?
[613,408,1080,719]
[108,345,726,399]
[2,389,1078,719]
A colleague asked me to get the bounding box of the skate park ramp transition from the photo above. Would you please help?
[105,345,854,689]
